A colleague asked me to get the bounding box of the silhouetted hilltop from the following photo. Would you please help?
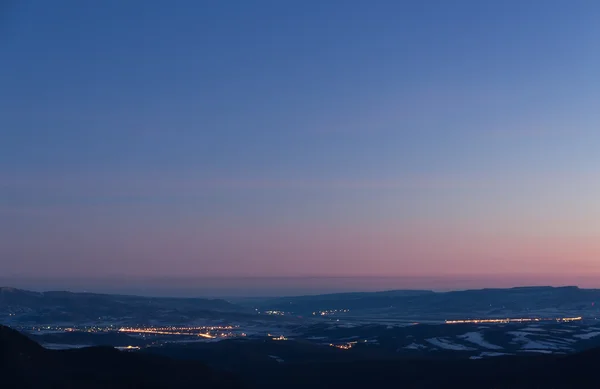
[0,325,241,389]
[0,325,45,364]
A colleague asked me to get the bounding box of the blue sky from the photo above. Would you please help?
[1,1,599,292]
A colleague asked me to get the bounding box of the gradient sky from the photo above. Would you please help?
[1,1,600,293]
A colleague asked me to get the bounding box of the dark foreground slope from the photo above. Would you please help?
[0,325,241,389]
[151,339,600,389]
[253,352,600,389]
[5,323,600,389]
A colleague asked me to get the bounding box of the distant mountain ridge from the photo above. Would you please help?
[4,285,600,324]
[0,286,236,307]
[1,286,232,302]
[0,286,244,325]
[259,285,600,318]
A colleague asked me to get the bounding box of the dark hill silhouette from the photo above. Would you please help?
[251,348,600,389]
[0,325,241,389]
[5,323,600,388]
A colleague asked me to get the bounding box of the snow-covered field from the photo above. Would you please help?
[404,342,427,350]
[426,337,475,351]
[458,332,503,350]
[521,327,547,332]
[42,343,91,350]
[574,332,600,340]
[508,331,572,351]
[269,355,285,363]
[521,349,553,354]
[470,351,511,359]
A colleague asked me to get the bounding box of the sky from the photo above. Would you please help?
[1,0,600,295]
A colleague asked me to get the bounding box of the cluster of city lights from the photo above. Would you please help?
[23,325,116,333]
[118,327,216,338]
[115,345,141,351]
[445,316,583,324]
[64,326,113,333]
[115,325,244,339]
[329,340,363,350]
[18,324,247,340]
[264,310,286,316]
[268,334,288,341]
[312,309,350,316]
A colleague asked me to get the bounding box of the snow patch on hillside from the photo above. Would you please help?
[458,332,503,350]
[574,332,600,340]
[426,337,474,351]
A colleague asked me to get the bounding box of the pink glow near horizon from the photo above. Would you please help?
[3,218,599,286]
